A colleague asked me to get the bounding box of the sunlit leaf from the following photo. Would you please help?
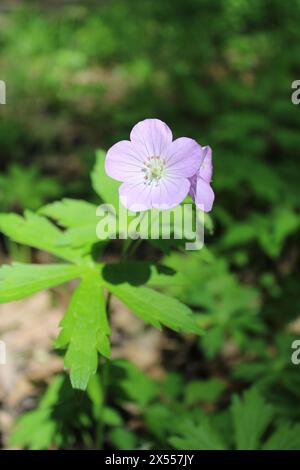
[106,282,203,335]
[0,262,82,303]
[56,269,111,390]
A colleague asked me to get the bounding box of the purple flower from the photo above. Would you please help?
[105,118,204,212]
[189,145,215,212]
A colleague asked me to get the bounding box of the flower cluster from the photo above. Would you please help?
[105,119,214,212]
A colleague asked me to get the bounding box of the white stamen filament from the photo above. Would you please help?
[142,156,166,186]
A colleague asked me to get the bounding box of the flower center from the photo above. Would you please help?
[142,156,166,185]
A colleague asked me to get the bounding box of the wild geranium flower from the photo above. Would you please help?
[105,118,204,212]
[189,145,214,212]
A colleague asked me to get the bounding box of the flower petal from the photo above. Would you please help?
[105,140,145,183]
[130,119,173,157]
[151,177,190,210]
[193,177,215,212]
[189,173,197,200]
[119,181,153,212]
[199,145,213,183]
[165,137,204,178]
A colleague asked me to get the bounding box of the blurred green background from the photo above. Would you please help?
[1,0,300,450]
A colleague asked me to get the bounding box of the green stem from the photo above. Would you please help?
[122,211,147,260]
[96,225,144,448]
[126,237,143,258]
[121,238,133,259]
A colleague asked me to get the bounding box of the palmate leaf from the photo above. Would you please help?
[169,416,227,450]
[169,387,297,451]
[91,149,120,210]
[256,206,300,258]
[56,269,111,390]
[39,199,98,228]
[39,199,100,248]
[222,206,300,258]
[54,224,100,249]
[109,359,159,407]
[231,388,300,450]
[262,423,300,450]
[0,211,84,263]
[105,282,203,335]
[0,263,82,303]
[231,387,273,450]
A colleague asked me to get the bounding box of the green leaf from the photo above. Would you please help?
[257,207,299,258]
[144,404,174,439]
[39,199,98,228]
[185,378,226,405]
[222,223,256,248]
[110,359,159,406]
[170,416,227,450]
[86,373,104,417]
[0,164,62,212]
[222,207,300,258]
[91,149,120,210]
[0,263,82,303]
[263,423,300,450]
[162,372,184,401]
[40,199,101,248]
[231,387,273,450]
[109,428,138,450]
[10,374,92,450]
[202,326,225,358]
[0,211,84,263]
[56,269,111,390]
[10,375,65,450]
[106,283,203,335]
[102,407,123,427]
[55,225,99,249]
